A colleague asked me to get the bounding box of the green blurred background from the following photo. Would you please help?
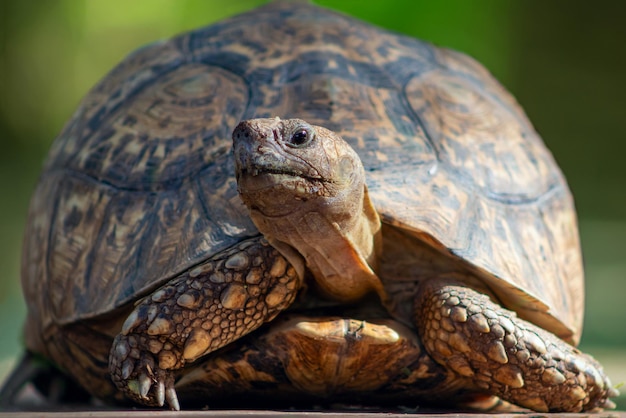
[0,0,624,409]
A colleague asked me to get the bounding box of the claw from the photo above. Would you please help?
[139,372,151,399]
[121,360,134,380]
[166,386,180,411]
[608,387,620,398]
[601,399,617,410]
[156,380,165,407]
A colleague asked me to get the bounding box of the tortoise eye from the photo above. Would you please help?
[288,128,313,148]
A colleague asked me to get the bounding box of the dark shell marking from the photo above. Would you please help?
[23,2,582,343]
[18,2,596,410]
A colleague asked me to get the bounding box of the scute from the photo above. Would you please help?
[52,62,248,189]
[25,56,258,323]
[25,0,582,348]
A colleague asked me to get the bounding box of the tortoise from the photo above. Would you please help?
[6,0,618,412]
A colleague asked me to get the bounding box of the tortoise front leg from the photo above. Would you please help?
[109,237,300,410]
[414,278,618,412]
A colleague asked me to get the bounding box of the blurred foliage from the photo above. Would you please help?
[0,0,624,408]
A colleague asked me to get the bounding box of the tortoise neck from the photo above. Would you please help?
[252,186,384,302]
[304,187,383,302]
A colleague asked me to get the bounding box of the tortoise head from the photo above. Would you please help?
[233,117,384,302]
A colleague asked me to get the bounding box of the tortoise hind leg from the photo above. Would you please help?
[0,351,95,409]
[109,237,301,410]
[414,278,618,412]
[0,352,41,408]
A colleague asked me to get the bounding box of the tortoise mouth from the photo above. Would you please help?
[235,153,328,184]
[238,165,321,182]
[236,160,330,200]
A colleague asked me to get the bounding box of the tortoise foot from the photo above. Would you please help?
[110,334,180,410]
[108,237,301,408]
[416,280,618,412]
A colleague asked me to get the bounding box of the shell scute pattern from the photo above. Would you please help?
[14,3,618,412]
[27,2,581,344]
[69,63,248,190]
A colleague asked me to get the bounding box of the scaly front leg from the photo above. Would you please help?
[109,237,300,409]
[415,278,618,412]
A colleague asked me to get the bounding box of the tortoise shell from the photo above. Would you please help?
[22,0,582,369]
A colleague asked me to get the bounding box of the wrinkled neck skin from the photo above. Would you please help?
[249,185,383,303]
[234,118,385,303]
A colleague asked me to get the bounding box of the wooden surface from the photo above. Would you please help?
[1,359,624,417]
[2,385,625,418]
[1,410,626,418]
[2,367,624,417]
[2,388,624,418]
